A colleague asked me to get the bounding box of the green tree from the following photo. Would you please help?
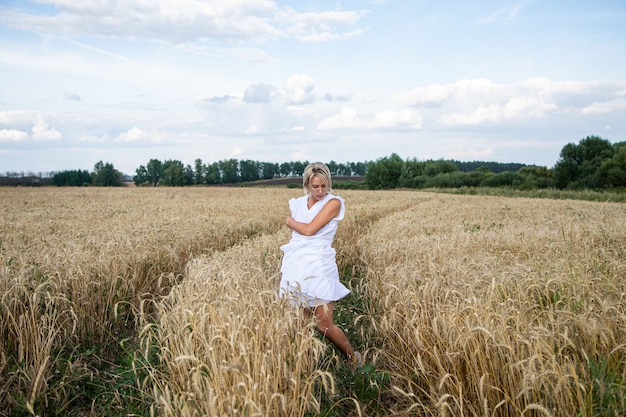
[239,159,260,182]
[482,171,526,188]
[134,165,148,186]
[261,162,279,180]
[553,136,615,189]
[146,159,163,186]
[279,162,292,177]
[194,158,205,185]
[424,159,459,177]
[52,169,92,186]
[427,171,470,188]
[336,162,350,176]
[219,159,239,184]
[365,153,403,189]
[292,161,308,177]
[161,160,185,186]
[453,160,527,173]
[519,166,552,189]
[467,167,493,187]
[205,162,221,184]
[92,161,122,186]
[183,164,194,186]
[326,160,338,175]
[600,145,626,188]
[398,158,425,188]
[349,161,368,176]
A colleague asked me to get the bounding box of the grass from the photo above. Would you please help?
[1,187,625,416]
[585,353,626,416]
[441,186,626,202]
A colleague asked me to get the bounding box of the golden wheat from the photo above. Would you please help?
[358,194,626,416]
[1,188,624,416]
[0,187,290,414]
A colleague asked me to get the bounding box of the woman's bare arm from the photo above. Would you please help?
[286,198,341,236]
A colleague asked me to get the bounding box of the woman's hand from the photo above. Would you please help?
[285,198,340,236]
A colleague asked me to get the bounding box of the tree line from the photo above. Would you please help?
[131,159,369,187]
[0,162,126,187]
[50,161,125,187]
[364,136,625,190]
[7,135,624,190]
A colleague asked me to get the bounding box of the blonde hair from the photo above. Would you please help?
[302,162,332,195]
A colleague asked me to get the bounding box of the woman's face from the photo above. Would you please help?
[309,175,328,201]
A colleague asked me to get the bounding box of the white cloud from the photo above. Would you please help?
[581,99,626,115]
[0,0,277,42]
[317,107,422,130]
[440,95,557,125]
[218,46,274,62]
[279,7,367,42]
[31,116,61,140]
[177,44,275,62]
[0,129,28,142]
[285,106,310,117]
[63,92,82,101]
[317,107,361,130]
[476,1,529,24]
[117,127,150,142]
[393,78,626,127]
[446,147,494,160]
[395,83,454,106]
[244,83,278,103]
[207,95,239,105]
[373,108,422,129]
[504,95,557,117]
[323,92,352,102]
[396,78,506,106]
[292,28,365,42]
[77,134,110,143]
[286,73,315,104]
[0,110,35,125]
[195,77,625,136]
[229,147,244,157]
[0,1,367,44]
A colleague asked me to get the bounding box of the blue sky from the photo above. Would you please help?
[1,0,625,175]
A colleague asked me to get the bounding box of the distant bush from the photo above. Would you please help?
[425,172,471,188]
[334,180,367,190]
[482,171,526,188]
[52,170,92,186]
[0,175,52,186]
[448,187,626,202]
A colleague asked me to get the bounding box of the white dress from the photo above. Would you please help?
[279,193,350,307]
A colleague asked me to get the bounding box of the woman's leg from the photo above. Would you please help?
[313,302,356,361]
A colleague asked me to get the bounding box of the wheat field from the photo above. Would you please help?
[1,187,625,416]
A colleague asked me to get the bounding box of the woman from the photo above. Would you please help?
[279,162,362,367]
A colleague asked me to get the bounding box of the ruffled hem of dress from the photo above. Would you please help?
[279,277,349,303]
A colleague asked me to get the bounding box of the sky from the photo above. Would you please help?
[1,1,625,175]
